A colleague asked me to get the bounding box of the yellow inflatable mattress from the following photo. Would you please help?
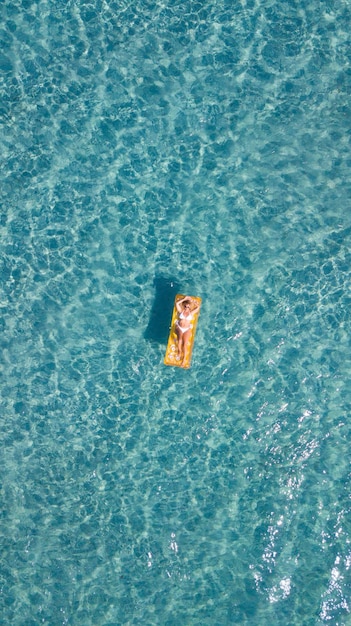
[164,294,201,369]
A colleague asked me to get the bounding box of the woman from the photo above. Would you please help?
[175,296,201,365]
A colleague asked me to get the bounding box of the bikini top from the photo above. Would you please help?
[179,312,193,321]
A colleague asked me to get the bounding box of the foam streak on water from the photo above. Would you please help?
[1,0,351,624]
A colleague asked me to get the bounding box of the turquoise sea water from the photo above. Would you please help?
[1,0,351,624]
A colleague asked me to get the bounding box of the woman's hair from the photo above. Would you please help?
[183,300,191,308]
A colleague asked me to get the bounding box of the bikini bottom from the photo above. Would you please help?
[176,321,191,334]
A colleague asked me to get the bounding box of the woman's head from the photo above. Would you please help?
[183,300,191,310]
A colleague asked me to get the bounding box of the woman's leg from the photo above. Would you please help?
[175,326,183,359]
[181,329,191,365]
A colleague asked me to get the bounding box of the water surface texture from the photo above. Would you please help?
[1,0,351,624]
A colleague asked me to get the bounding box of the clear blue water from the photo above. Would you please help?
[1,0,351,624]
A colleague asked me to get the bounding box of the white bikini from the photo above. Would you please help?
[176,312,193,333]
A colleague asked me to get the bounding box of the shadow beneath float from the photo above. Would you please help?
[144,275,180,345]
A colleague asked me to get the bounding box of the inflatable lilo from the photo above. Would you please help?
[164,294,201,369]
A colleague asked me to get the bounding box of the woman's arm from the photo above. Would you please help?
[176,296,189,313]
